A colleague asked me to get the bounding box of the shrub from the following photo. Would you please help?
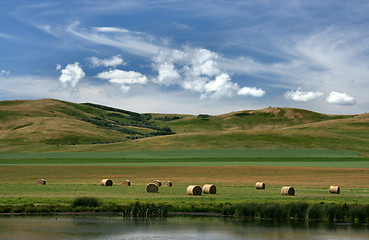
[198,114,211,118]
[71,197,100,208]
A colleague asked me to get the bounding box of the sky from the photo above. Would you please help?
[1,0,369,115]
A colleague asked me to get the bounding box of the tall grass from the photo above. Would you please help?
[223,202,369,222]
[2,200,369,222]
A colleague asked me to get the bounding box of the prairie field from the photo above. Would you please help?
[1,153,369,208]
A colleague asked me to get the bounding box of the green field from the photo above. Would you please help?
[0,149,366,168]
[1,150,369,222]
[0,148,359,159]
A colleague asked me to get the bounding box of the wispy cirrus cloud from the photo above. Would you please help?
[0,32,14,40]
[94,27,130,33]
[67,23,162,57]
[4,1,369,114]
[68,24,266,99]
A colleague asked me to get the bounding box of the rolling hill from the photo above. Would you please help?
[0,99,368,156]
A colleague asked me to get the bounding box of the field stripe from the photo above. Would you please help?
[0,148,359,159]
[1,161,369,168]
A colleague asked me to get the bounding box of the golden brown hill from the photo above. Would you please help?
[0,99,368,156]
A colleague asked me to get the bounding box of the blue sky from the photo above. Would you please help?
[1,0,369,114]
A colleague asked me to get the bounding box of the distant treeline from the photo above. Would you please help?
[80,103,175,138]
[154,116,183,121]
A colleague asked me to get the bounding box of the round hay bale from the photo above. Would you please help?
[187,185,202,196]
[146,183,158,193]
[153,180,162,187]
[329,186,340,194]
[163,180,172,187]
[122,180,131,186]
[281,186,295,196]
[256,182,265,190]
[36,179,46,185]
[101,179,113,186]
[202,184,216,194]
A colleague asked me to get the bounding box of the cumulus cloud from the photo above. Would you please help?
[59,62,85,87]
[87,55,125,68]
[154,62,181,85]
[152,48,265,99]
[95,69,147,93]
[67,25,265,99]
[284,88,323,102]
[238,87,265,97]
[326,91,355,105]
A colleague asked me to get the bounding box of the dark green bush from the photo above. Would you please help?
[71,197,101,208]
[198,114,211,118]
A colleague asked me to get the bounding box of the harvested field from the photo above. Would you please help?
[1,165,369,188]
[0,164,368,206]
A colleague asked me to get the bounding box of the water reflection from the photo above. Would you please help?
[0,215,368,240]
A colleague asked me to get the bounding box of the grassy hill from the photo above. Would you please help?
[1,99,368,156]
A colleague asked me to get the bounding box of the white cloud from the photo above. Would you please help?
[326,91,355,105]
[67,23,162,57]
[55,64,62,71]
[0,32,14,40]
[95,69,147,93]
[238,87,265,97]
[65,24,367,106]
[59,62,85,88]
[152,48,265,99]
[94,27,130,33]
[284,88,323,102]
[153,62,181,85]
[87,55,125,68]
[67,25,265,99]
[1,70,10,75]
[190,49,220,77]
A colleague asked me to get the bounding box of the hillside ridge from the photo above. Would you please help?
[0,99,368,156]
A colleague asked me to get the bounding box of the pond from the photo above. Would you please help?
[1,215,369,240]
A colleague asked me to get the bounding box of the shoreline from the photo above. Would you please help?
[1,201,369,223]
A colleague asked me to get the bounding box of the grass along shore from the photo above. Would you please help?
[2,198,369,223]
[1,163,369,222]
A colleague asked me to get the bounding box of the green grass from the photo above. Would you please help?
[0,158,368,168]
[0,148,359,159]
[1,184,367,205]
[0,154,368,219]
